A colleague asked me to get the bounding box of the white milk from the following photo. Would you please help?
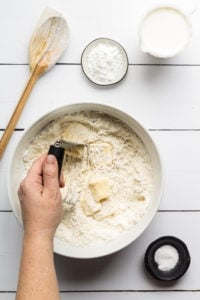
[139,7,191,58]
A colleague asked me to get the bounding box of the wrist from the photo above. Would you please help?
[23,230,54,246]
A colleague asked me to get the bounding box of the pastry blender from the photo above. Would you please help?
[48,139,89,177]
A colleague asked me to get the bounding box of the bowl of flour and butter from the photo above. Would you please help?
[8,103,163,258]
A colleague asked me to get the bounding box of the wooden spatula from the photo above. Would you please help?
[0,7,69,159]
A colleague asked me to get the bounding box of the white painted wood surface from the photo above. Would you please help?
[1,292,200,300]
[0,212,199,291]
[0,0,200,65]
[1,65,200,129]
[1,0,200,299]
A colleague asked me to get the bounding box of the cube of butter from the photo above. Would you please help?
[89,178,110,202]
[61,123,88,141]
[81,192,101,216]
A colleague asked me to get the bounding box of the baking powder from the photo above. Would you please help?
[154,245,179,271]
[82,39,128,85]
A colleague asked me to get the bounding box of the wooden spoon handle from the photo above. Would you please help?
[0,66,41,159]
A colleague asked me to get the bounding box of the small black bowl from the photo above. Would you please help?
[144,236,191,281]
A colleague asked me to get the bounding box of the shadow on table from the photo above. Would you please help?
[54,251,119,286]
[142,262,180,289]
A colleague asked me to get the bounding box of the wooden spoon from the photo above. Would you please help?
[0,8,69,159]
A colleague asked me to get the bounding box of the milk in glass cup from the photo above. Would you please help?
[138,5,193,58]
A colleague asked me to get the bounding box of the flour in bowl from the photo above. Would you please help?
[23,111,153,247]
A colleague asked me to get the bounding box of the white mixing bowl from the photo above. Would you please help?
[7,103,163,258]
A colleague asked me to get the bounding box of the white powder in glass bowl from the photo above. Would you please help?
[81,38,128,85]
[23,111,153,247]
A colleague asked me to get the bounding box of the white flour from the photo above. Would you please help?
[23,111,153,247]
[86,43,123,82]
[82,39,128,85]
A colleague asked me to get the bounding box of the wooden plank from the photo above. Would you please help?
[151,131,200,210]
[0,131,24,210]
[61,292,200,300]
[0,213,22,291]
[0,0,199,65]
[2,130,200,210]
[0,211,198,291]
[0,295,15,300]
[0,130,24,173]
[1,291,200,300]
[0,172,12,210]
[1,65,200,129]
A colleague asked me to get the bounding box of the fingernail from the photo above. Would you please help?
[46,154,56,164]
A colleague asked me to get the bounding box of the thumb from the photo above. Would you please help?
[43,155,59,192]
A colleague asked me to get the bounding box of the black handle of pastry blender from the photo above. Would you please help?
[48,145,65,178]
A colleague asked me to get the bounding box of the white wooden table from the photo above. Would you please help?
[1,0,200,299]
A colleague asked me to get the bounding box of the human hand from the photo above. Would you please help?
[18,154,65,241]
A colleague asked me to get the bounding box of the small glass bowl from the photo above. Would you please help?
[81,38,128,86]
